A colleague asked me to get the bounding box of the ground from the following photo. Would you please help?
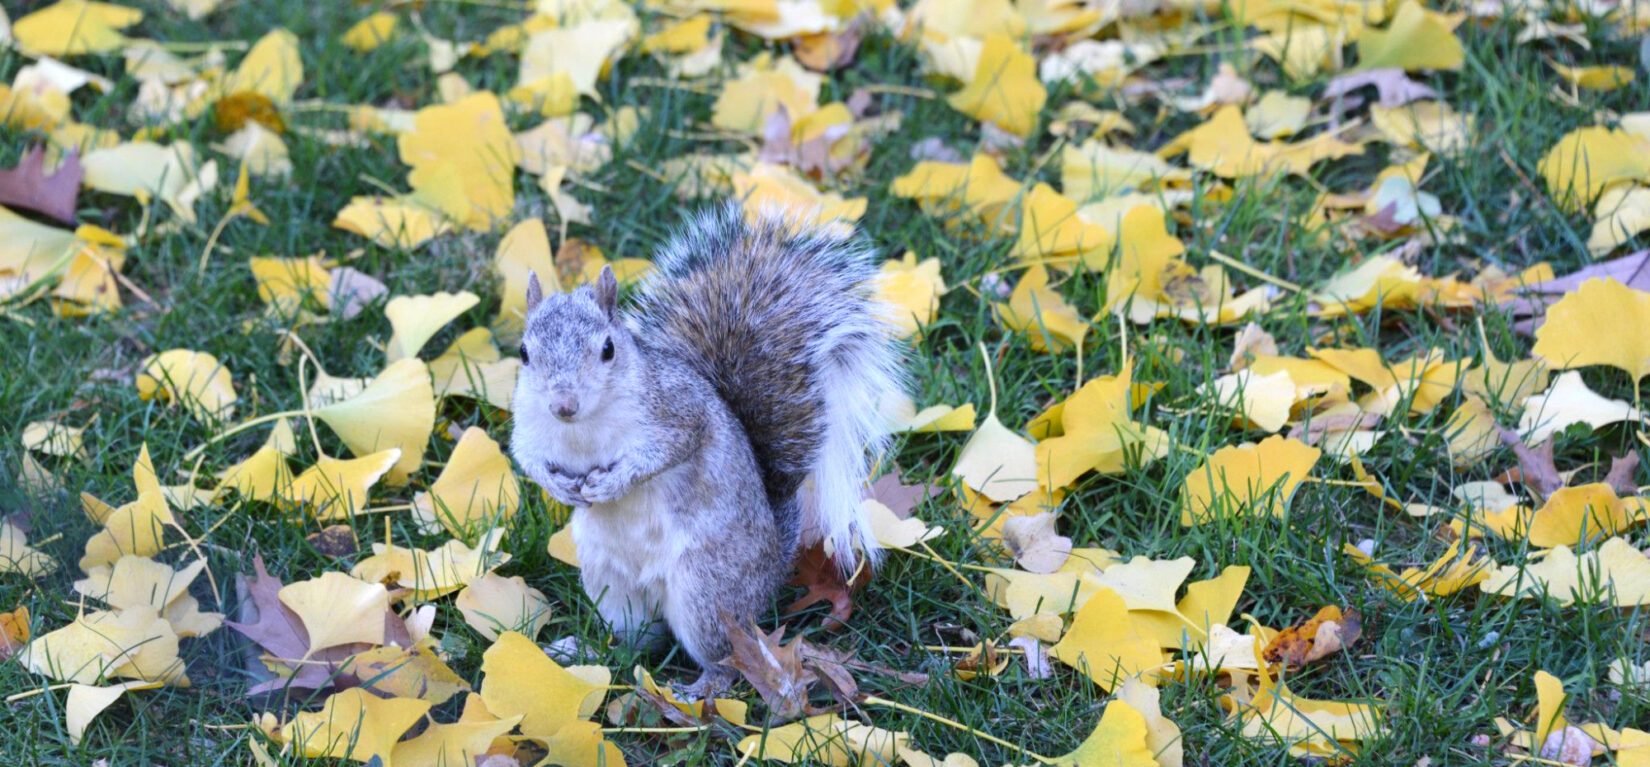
[2,0,1649,765]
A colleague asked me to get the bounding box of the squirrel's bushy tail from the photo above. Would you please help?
[639,203,903,571]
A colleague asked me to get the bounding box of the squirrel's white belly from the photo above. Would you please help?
[569,468,691,641]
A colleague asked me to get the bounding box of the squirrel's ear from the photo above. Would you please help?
[526,271,544,313]
[595,265,617,320]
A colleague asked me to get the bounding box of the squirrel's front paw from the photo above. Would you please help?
[540,464,590,507]
[578,465,630,504]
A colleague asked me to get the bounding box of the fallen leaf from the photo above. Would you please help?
[479,631,609,739]
[0,145,80,222]
[280,688,430,765]
[1532,278,1650,381]
[1001,512,1073,573]
[1481,537,1650,607]
[785,542,870,629]
[455,572,551,641]
[1322,68,1439,108]
[1262,606,1362,667]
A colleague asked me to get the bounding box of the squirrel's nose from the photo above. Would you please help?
[553,399,579,421]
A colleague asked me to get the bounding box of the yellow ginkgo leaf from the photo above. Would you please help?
[12,0,140,56]
[736,713,908,765]
[1061,141,1190,202]
[1011,184,1115,271]
[1518,371,1641,444]
[884,395,977,433]
[220,423,297,502]
[384,291,480,362]
[249,255,330,312]
[480,631,609,738]
[865,499,944,549]
[345,645,471,704]
[218,29,302,104]
[519,18,635,99]
[1049,698,1158,766]
[81,445,175,572]
[280,688,430,767]
[66,680,160,746]
[874,251,947,338]
[454,572,552,641]
[353,533,511,601]
[1551,63,1634,91]
[333,195,452,249]
[1532,278,1650,382]
[548,525,580,567]
[1525,483,1646,548]
[1049,588,1166,692]
[890,153,1023,224]
[997,265,1089,353]
[343,11,399,51]
[1371,101,1474,155]
[947,34,1046,138]
[1589,185,1650,256]
[1538,126,1650,210]
[1355,0,1463,71]
[952,350,1039,502]
[1238,664,1383,754]
[136,349,237,424]
[540,720,631,767]
[400,92,520,230]
[1132,564,1251,650]
[1464,343,1550,407]
[1181,436,1321,525]
[1480,537,1650,607]
[279,571,390,652]
[413,427,521,537]
[712,54,821,133]
[390,713,522,767]
[315,358,434,484]
[21,607,187,685]
[1444,395,1500,467]
[21,420,85,460]
[494,218,558,341]
[72,555,210,618]
[1162,106,1363,179]
[1,520,58,577]
[284,449,400,520]
[1035,370,1169,489]
[1201,369,1296,432]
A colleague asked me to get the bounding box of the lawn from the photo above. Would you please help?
[3,0,1650,765]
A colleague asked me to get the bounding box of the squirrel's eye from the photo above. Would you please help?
[519,344,529,366]
[601,337,614,362]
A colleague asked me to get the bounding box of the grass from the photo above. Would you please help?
[3,0,1650,765]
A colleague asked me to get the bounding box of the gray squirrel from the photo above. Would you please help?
[509,204,904,695]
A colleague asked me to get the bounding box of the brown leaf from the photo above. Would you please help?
[554,238,604,287]
[1497,427,1565,502]
[1507,250,1650,333]
[1603,452,1641,496]
[0,605,29,661]
[0,146,82,223]
[1000,512,1072,573]
[794,640,862,706]
[785,542,870,630]
[306,524,358,558]
[866,472,941,520]
[793,17,866,73]
[718,613,814,720]
[1323,68,1439,109]
[214,91,287,133]
[1262,606,1362,668]
[328,267,387,320]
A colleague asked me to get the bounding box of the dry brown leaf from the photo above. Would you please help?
[784,542,870,630]
[0,605,29,660]
[719,614,813,721]
[1262,606,1362,668]
[306,525,358,558]
[0,145,81,223]
[1496,427,1564,502]
[1603,452,1641,496]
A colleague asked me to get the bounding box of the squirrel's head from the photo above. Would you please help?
[516,266,630,424]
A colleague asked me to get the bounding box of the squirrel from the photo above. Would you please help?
[510,204,904,695]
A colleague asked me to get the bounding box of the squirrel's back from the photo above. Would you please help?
[637,204,902,568]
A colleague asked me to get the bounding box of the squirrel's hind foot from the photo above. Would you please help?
[672,665,738,702]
